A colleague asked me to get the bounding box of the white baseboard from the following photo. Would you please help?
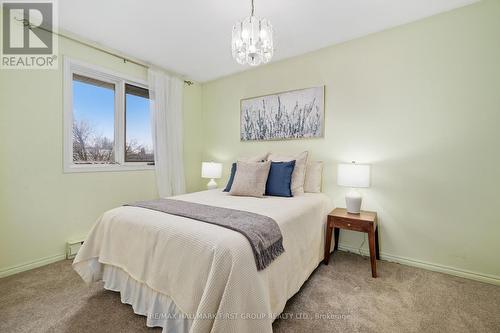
[2,246,499,286]
[0,253,66,279]
[337,244,500,286]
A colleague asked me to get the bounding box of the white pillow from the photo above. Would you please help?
[229,161,271,198]
[304,161,323,193]
[238,153,269,162]
[268,151,309,195]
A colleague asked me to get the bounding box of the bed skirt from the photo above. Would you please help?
[96,260,192,333]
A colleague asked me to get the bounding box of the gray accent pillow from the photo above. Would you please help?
[304,161,323,193]
[229,161,271,198]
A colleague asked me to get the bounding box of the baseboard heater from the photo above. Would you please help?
[66,238,85,259]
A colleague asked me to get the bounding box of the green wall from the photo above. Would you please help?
[0,37,203,276]
[1,0,499,284]
[201,0,500,283]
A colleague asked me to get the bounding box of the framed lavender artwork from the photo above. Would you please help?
[240,86,325,141]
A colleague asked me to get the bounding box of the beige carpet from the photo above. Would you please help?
[1,252,499,333]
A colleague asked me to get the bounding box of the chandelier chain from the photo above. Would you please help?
[251,0,255,16]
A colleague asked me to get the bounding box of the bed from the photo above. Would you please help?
[73,189,333,333]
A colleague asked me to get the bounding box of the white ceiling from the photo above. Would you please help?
[59,0,477,82]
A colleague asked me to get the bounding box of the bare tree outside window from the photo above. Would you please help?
[72,120,114,164]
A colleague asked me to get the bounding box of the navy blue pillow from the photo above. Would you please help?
[223,163,237,192]
[265,160,296,197]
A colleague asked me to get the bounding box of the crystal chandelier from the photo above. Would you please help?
[231,0,274,66]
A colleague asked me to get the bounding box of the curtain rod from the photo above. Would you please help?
[17,18,194,86]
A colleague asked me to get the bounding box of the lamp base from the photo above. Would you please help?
[345,189,362,214]
[207,179,218,190]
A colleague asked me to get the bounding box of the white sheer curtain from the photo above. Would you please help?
[148,68,186,197]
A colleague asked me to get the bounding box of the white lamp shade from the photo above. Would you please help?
[201,162,222,179]
[337,163,371,188]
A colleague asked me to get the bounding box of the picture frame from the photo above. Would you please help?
[240,86,325,141]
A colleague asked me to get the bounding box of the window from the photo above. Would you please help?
[64,58,154,172]
[72,74,116,165]
[125,84,153,162]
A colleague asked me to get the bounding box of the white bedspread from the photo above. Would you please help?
[73,190,333,333]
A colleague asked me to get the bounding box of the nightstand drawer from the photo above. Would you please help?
[333,217,370,232]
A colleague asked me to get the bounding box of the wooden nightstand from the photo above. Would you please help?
[324,208,380,278]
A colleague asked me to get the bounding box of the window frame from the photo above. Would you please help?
[63,57,154,173]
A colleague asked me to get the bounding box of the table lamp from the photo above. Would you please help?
[337,162,371,214]
[202,162,222,190]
